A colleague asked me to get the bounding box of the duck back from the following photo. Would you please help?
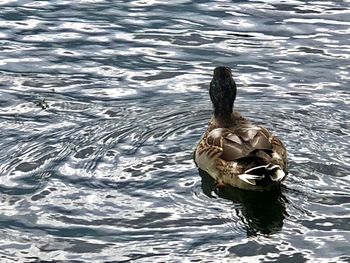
[207,124,273,162]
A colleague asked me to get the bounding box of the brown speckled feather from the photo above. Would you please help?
[195,111,288,190]
[201,112,288,173]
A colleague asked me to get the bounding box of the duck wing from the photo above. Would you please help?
[206,124,276,162]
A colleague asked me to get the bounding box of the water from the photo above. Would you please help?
[0,0,349,262]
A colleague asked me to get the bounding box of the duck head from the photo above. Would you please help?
[210,66,237,121]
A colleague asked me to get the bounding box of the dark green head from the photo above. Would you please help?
[209,66,237,119]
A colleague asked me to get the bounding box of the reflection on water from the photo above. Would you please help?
[199,169,287,237]
[0,0,350,262]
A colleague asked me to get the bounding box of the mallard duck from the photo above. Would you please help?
[194,66,288,191]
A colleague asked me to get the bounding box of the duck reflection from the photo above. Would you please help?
[199,169,288,237]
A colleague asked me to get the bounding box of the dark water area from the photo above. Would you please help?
[0,0,349,262]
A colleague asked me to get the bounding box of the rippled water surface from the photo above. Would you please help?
[1,0,350,262]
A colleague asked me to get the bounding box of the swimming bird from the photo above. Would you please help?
[194,66,288,191]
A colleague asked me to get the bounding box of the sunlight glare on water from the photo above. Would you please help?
[0,0,349,262]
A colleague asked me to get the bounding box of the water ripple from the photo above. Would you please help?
[0,0,349,262]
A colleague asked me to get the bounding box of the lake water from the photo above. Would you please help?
[0,0,349,262]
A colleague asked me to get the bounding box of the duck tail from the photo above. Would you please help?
[238,164,286,186]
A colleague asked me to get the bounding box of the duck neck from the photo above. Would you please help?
[213,110,233,128]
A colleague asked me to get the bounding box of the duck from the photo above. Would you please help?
[194,66,288,191]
